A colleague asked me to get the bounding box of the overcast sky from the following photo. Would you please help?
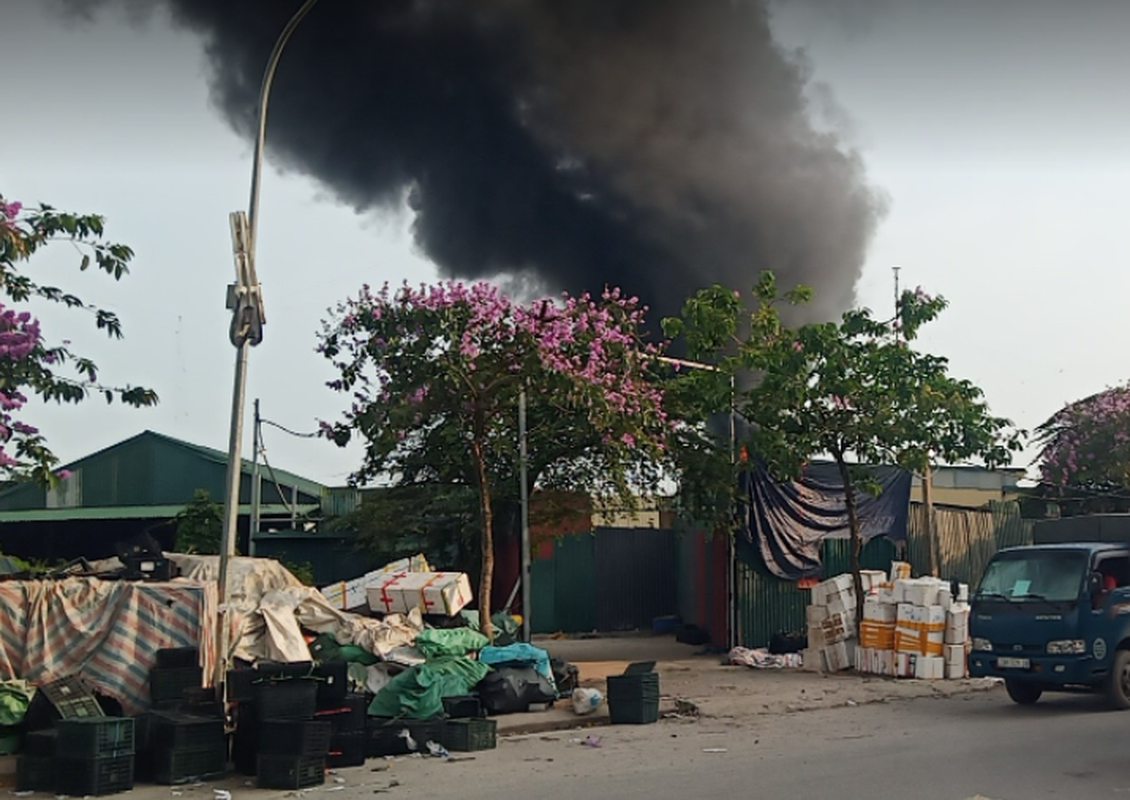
[2,0,1128,486]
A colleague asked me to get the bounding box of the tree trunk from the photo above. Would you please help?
[470,434,495,642]
[836,455,865,628]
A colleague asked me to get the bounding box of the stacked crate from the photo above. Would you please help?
[316,693,368,768]
[150,648,204,710]
[149,711,227,784]
[232,676,320,778]
[440,696,496,752]
[16,730,57,792]
[54,717,136,797]
[256,720,332,789]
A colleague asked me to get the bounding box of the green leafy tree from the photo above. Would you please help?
[0,196,157,484]
[318,281,672,639]
[666,272,1023,616]
[174,490,224,554]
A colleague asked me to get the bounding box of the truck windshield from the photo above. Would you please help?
[976,551,1087,603]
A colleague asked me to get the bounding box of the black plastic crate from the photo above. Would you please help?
[24,729,57,757]
[442,695,483,719]
[313,661,348,704]
[443,718,497,752]
[152,744,228,785]
[257,661,313,681]
[25,675,105,729]
[156,647,199,669]
[150,711,225,751]
[259,720,332,757]
[327,731,365,768]
[55,754,135,796]
[16,755,54,792]
[366,718,444,757]
[56,717,136,757]
[255,679,318,720]
[315,694,367,734]
[227,668,260,702]
[231,727,258,776]
[150,666,203,705]
[256,755,324,790]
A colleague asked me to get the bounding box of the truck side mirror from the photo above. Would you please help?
[1089,572,1103,595]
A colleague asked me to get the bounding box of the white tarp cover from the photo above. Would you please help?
[166,554,423,664]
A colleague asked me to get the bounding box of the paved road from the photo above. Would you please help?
[309,688,1130,800]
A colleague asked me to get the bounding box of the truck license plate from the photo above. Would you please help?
[997,657,1030,669]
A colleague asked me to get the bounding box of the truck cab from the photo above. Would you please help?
[968,540,1130,707]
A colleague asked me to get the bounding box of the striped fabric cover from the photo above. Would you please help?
[0,578,217,714]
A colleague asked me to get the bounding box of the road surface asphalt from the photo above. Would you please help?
[281,686,1130,800]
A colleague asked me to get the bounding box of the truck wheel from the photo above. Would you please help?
[1005,679,1042,705]
[1105,649,1130,710]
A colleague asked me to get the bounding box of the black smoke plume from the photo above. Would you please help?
[66,0,886,322]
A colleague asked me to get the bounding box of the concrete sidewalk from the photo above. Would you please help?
[495,635,999,736]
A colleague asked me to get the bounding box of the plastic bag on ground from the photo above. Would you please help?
[571,687,603,716]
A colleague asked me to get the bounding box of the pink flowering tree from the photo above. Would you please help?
[666,272,1023,616]
[0,195,157,485]
[1036,386,1130,514]
[318,281,672,638]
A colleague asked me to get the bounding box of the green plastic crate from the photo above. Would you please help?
[443,718,497,752]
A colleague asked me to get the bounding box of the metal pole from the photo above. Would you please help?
[519,387,531,643]
[729,374,738,650]
[924,463,939,577]
[215,0,321,695]
[247,0,322,249]
[214,339,248,691]
[249,399,262,557]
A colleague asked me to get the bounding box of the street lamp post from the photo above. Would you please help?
[213,0,322,694]
[656,356,739,649]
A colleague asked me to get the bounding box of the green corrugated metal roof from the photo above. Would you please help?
[0,503,317,523]
[0,430,326,510]
[141,431,325,498]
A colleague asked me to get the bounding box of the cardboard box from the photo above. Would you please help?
[945,661,967,680]
[807,627,828,649]
[860,570,887,592]
[904,579,940,607]
[937,586,953,610]
[320,554,432,611]
[895,627,921,654]
[957,583,970,602]
[367,571,473,616]
[822,641,852,672]
[944,644,965,664]
[890,561,912,582]
[876,585,897,605]
[825,592,857,618]
[801,648,824,673]
[860,620,896,649]
[945,606,970,645]
[896,652,917,678]
[864,600,897,623]
[924,605,946,629]
[915,655,945,680]
[807,604,830,627]
[819,611,855,644]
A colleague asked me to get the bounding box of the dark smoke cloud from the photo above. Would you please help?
[61,0,885,323]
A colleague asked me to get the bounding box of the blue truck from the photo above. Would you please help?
[968,515,1130,707]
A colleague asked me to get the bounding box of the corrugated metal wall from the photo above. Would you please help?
[737,536,899,648]
[736,501,1033,648]
[595,528,678,631]
[905,501,1033,585]
[531,527,677,634]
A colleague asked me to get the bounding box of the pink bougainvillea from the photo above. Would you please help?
[318,279,673,640]
[1037,385,1130,492]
